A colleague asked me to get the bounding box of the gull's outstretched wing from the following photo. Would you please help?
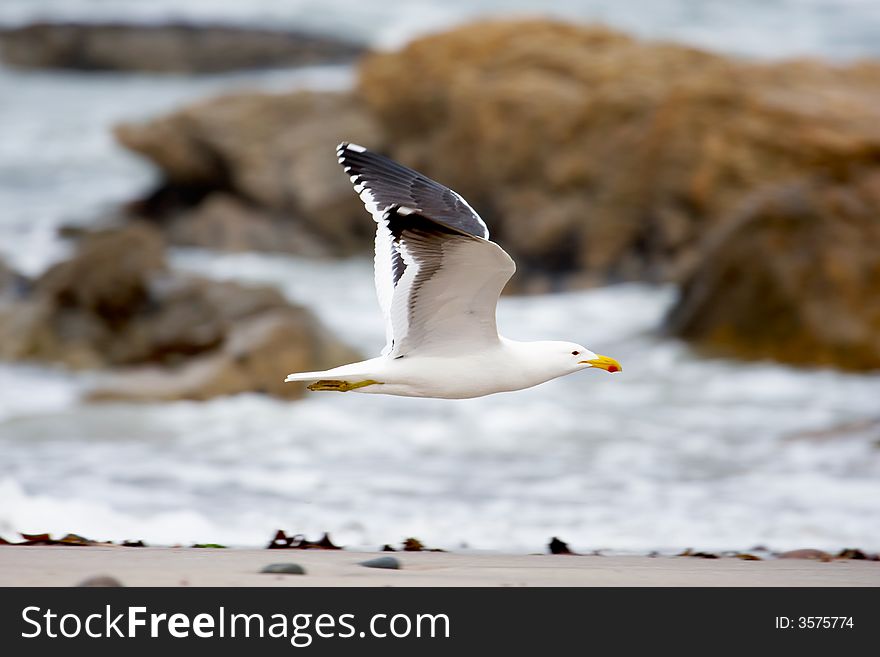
[337,142,514,357]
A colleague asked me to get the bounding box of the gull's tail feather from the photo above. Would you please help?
[284,370,332,383]
[284,358,383,385]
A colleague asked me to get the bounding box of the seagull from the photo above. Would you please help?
[284,143,621,399]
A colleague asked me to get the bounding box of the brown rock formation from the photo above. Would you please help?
[666,171,880,371]
[116,90,382,255]
[0,225,360,398]
[358,20,880,288]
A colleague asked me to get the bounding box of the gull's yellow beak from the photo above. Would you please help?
[579,354,622,373]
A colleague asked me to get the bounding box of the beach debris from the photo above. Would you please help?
[548,537,576,555]
[191,543,227,548]
[268,531,291,548]
[381,544,396,552]
[261,563,306,575]
[401,537,445,552]
[19,533,54,545]
[58,533,94,545]
[402,538,425,552]
[778,549,832,561]
[360,556,401,570]
[1,532,145,547]
[77,575,124,587]
[16,532,102,546]
[836,548,877,560]
[677,548,719,559]
[267,530,342,550]
[734,553,763,561]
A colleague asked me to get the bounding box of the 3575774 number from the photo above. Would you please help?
[775,617,853,629]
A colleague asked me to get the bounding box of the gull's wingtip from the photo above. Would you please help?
[337,141,366,155]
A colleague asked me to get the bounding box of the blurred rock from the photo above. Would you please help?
[358,20,880,288]
[165,193,331,255]
[77,575,124,587]
[115,91,382,255]
[779,549,833,561]
[0,22,364,73]
[0,224,360,399]
[360,556,401,570]
[666,171,880,371]
[261,563,306,575]
[37,223,166,325]
[88,307,358,402]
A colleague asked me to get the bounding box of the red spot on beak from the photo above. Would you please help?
[607,365,619,373]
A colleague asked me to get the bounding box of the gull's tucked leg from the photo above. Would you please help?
[307,379,383,392]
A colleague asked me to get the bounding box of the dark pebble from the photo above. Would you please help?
[261,563,306,575]
[360,556,401,570]
[77,575,123,587]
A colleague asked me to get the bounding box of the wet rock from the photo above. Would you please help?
[358,19,880,289]
[666,171,880,371]
[261,563,306,575]
[165,193,331,256]
[87,307,358,402]
[77,575,124,587]
[0,224,360,400]
[38,222,166,324]
[115,91,383,255]
[0,22,365,73]
[360,556,401,570]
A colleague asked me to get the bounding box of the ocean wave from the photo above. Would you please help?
[1,280,878,551]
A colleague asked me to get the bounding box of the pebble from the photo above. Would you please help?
[77,575,124,587]
[261,563,306,575]
[778,549,832,561]
[360,556,401,570]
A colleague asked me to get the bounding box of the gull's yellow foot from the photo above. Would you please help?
[307,379,382,392]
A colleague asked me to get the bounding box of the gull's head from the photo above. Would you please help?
[555,342,622,374]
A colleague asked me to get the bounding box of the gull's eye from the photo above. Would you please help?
[571,351,580,356]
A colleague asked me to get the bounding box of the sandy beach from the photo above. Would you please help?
[2,546,878,587]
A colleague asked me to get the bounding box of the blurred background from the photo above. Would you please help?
[1,0,879,553]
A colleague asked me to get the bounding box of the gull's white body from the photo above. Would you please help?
[284,143,619,398]
[288,338,599,399]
